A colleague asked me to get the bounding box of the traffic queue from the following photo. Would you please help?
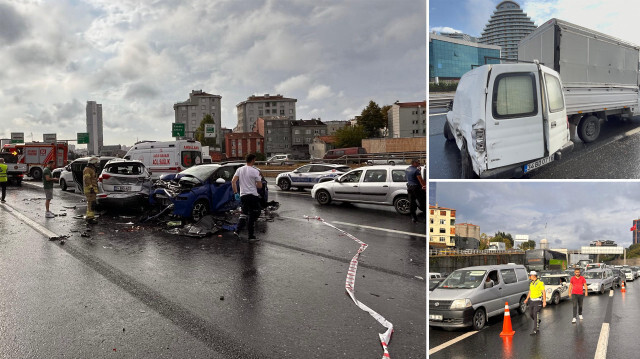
[428,262,632,331]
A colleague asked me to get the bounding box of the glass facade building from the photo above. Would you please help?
[429,34,501,80]
[479,0,537,61]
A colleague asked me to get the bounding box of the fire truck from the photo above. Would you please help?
[2,142,69,180]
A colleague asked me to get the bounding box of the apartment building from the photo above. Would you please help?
[429,204,456,247]
[236,94,297,133]
[174,90,222,147]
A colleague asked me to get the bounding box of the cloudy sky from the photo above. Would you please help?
[0,0,426,148]
[433,182,640,249]
[429,0,640,45]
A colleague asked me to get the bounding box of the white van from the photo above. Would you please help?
[444,61,574,178]
[124,140,202,179]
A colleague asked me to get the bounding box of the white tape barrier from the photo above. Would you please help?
[304,216,394,358]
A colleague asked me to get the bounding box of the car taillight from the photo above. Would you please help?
[99,173,111,182]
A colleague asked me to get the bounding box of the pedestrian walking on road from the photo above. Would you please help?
[405,158,426,223]
[43,160,58,218]
[231,154,263,243]
[83,157,99,224]
[569,268,588,323]
[524,271,546,335]
[0,158,7,203]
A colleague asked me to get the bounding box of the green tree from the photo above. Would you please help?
[380,104,392,135]
[493,231,514,248]
[254,152,266,161]
[478,233,490,250]
[334,125,367,148]
[195,114,217,147]
[357,100,386,138]
[627,243,640,258]
[519,239,536,251]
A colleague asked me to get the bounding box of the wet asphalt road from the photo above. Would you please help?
[429,282,638,358]
[0,181,426,358]
[429,108,640,179]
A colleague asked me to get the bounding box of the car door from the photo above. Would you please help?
[480,270,503,317]
[358,168,391,203]
[485,64,545,169]
[208,165,238,212]
[290,165,313,186]
[540,67,568,156]
[332,169,363,201]
[498,268,520,308]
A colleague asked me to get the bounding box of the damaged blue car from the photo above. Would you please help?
[150,163,248,221]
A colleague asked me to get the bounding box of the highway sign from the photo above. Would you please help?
[172,123,185,137]
[77,132,89,144]
[43,133,57,143]
[10,132,24,144]
[204,124,215,138]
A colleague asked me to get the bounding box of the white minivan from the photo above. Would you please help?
[124,140,202,179]
[444,61,574,178]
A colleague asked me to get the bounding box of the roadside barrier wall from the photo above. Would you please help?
[429,253,525,274]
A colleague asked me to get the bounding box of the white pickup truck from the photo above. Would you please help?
[444,61,574,178]
[518,18,640,144]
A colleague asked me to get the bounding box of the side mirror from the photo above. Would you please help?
[215,178,225,184]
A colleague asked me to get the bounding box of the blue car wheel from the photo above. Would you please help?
[191,199,209,222]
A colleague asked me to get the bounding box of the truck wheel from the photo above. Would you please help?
[60,178,67,191]
[444,121,454,141]
[518,295,527,314]
[460,144,477,179]
[577,115,600,143]
[472,308,486,330]
[30,167,43,180]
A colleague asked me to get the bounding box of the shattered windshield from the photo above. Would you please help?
[438,270,486,289]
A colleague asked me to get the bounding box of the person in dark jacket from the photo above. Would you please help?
[405,159,426,223]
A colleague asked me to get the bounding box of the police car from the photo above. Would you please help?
[276,163,350,191]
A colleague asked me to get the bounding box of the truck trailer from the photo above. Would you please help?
[518,18,640,143]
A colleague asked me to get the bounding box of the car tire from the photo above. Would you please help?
[460,143,477,179]
[191,199,209,222]
[16,179,22,187]
[30,167,43,180]
[552,292,560,305]
[600,285,605,295]
[577,115,600,143]
[472,308,486,331]
[518,295,527,314]
[315,190,331,205]
[393,195,410,215]
[60,178,67,191]
[444,121,454,141]
[278,178,291,191]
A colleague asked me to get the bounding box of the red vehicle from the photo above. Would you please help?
[2,142,69,180]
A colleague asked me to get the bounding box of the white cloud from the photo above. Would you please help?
[307,85,333,101]
[430,26,463,34]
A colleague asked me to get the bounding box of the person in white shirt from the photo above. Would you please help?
[231,154,263,243]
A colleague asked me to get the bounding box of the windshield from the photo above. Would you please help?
[438,269,486,289]
[622,269,631,273]
[178,165,220,181]
[584,271,603,279]
[541,277,561,285]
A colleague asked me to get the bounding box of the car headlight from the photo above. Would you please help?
[450,298,472,310]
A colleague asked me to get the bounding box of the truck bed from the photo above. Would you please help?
[564,84,639,115]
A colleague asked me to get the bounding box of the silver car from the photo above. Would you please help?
[58,165,75,191]
[310,165,410,214]
[584,268,615,294]
[276,163,350,191]
[97,159,152,208]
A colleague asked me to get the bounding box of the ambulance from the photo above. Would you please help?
[124,140,202,179]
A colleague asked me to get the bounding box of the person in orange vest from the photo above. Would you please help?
[568,268,588,323]
[0,158,7,203]
[83,157,99,224]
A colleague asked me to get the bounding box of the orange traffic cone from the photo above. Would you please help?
[500,302,515,337]
[622,282,626,293]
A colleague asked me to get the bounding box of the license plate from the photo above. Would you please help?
[429,314,443,321]
[524,155,554,173]
[114,186,131,191]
